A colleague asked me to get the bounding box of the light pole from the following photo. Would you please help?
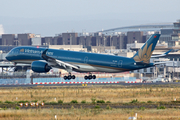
[15,40,19,46]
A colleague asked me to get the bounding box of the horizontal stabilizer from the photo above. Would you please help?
[151,49,173,58]
[154,61,173,65]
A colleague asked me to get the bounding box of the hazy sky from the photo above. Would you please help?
[0,0,180,36]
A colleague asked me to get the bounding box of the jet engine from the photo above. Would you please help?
[31,61,51,73]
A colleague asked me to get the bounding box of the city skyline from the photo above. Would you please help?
[0,0,180,36]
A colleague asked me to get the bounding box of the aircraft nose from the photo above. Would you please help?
[5,52,11,61]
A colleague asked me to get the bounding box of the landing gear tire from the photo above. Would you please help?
[68,75,72,80]
[84,76,88,80]
[89,75,92,79]
[64,76,67,80]
[92,75,96,79]
[84,75,96,80]
[64,74,76,80]
[72,75,75,79]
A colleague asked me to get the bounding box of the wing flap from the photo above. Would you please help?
[55,59,79,69]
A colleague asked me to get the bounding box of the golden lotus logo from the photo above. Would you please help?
[20,49,24,52]
[133,43,153,63]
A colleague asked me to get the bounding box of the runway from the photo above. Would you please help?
[0,82,179,88]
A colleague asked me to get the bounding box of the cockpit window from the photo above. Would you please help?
[9,50,13,54]
[8,49,14,55]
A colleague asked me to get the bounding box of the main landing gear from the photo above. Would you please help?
[63,73,96,80]
[64,73,75,80]
[84,74,96,80]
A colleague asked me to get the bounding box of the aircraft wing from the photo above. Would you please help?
[41,49,79,71]
[151,49,174,58]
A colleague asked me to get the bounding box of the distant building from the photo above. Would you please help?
[62,33,78,45]
[159,29,173,44]
[91,36,103,46]
[18,33,34,45]
[106,36,118,48]
[93,32,102,37]
[127,31,144,44]
[43,37,53,45]
[76,33,127,50]
[168,20,180,47]
[77,36,86,46]
[85,36,93,46]
[174,19,180,29]
[168,34,180,47]
[117,34,127,49]
[2,34,15,46]
[31,35,41,46]
[54,35,63,45]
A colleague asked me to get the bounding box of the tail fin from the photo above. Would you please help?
[132,34,160,63]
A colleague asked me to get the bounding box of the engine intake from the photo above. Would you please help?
[31,61,51,73]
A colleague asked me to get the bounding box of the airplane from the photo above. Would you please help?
[6,34,162,80]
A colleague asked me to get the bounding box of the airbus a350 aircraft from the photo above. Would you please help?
[6,34,162,80]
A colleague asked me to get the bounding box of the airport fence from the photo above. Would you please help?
[0,77,136,85]
[33,77,136,83]
[0,78,31,85]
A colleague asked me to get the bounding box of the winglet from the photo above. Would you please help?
[132,34,160,63]
[164,49,173,55]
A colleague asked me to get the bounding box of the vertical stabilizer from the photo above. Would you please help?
[132,34,160,63]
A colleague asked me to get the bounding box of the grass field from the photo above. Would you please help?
[0,84,180,119]
[0,85,180,103]
[0,108,180,120]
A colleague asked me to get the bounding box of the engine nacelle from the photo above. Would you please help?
[31,61,51,73]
